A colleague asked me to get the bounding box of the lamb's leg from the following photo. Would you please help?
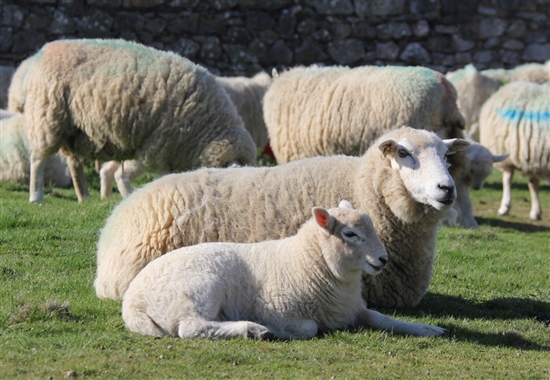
[454,182,478,229]
[67,156,90,203]
[497,169,514,216]
[267,319,318,340]
[122,307,167,337]
[355,307,446,337]
[29,152,46,204]
[178,318,271,340]
[115,160,145,198]
[99,161,119,199]
[527,177,541,220]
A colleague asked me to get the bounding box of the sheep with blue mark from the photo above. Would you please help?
[479,81,550,220]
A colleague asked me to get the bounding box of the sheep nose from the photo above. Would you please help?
[438,184,455,199]
[379,256,388,267]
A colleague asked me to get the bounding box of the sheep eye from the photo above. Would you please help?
[343,231,357,238]
[398,149,409,158]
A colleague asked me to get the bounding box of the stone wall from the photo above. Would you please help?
[1,0,550,77]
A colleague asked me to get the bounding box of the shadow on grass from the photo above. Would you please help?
[376,293,550,350]
[476,216,550,232]
[483,180,550,192]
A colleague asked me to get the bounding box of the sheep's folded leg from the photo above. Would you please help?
[177,319,271,340]
[498,169,514,216]
[354,307,446,337]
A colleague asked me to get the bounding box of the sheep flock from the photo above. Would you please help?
[2,36,548,340]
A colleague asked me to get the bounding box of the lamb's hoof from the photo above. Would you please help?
[260,331,279,341]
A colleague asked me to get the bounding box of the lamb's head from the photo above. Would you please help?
[465,143,508,190]
[312,200,388,279]
[378,127,471,211]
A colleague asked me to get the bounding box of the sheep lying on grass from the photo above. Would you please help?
[122,201,447,340]
[0,111,71,188]
[20,38,256,204]
[96,126,470,307]
[99,71,272,199]
[479,81,550,220]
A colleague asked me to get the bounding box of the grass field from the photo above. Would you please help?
[0,169,549,379]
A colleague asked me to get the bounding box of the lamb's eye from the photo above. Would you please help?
[343,231,357,238]
[398,149,409,158]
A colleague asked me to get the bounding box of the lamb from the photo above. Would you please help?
[0,66,15,109]
[95,126,470,307]
[451,138,508,228]
[7,55,38,113]
[20,38,256,204]
[99,71,273,199]
[122,200,447,340]
[479,81,550,220]
[0,111,71,188]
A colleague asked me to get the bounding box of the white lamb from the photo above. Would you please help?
[0,111,71,188]
[20,38,256,204]
[122,201,447,340]
[99,71,273,199]
[95,126,470,307]
[479,81,550,220]
[452,139,508,228]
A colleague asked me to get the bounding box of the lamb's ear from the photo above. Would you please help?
[444,138,470,155]
[378,139,397,158]
[492,153,509,163]
[312,207,334,235]
[338,200,354,209]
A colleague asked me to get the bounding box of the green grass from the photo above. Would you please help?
[0,170,549,379]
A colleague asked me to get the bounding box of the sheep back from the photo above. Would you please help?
[479,81,550,178]
[263,65,464,164]
[23,39,256,170]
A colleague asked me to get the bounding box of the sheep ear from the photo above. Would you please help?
[378,140,397,158]
[338,200,354,209]
[312,207,334,235]
[492,153,509,163]
[444,138,470,155]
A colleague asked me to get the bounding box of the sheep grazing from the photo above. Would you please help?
[452,139,508,228]
[0,111,71,188]
[99,71,273,199]
[122,201,447,340]
[20,38,256,204]
[95,126,470,307]
[479,81,550,220]
[263,65,465,164]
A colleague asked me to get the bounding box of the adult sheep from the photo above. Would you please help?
[99,71,273,199]
[479,81,550,220]
[0,111,71,188]
[123,201,447,340]
[263,65,465,164]
[21,38,256,204]
[95,126,470,306]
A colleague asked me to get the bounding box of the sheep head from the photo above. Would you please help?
[378,127,470,213]
[312,200,388,279]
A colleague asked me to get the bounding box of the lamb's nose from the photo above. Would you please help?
[379,257,388,267]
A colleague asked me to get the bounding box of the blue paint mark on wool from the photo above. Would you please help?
[496,108,550,123]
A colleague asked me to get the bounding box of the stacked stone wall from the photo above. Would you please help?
[1,0,549,76]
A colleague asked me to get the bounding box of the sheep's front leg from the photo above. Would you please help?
[115,160,145,198]
[178,319,272,340]
[29,152,46,204]
[267,319,318,340]
[497,169,514,216]
[527,177,541,220]
[67,156,90,203]
[354,307,446,337]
